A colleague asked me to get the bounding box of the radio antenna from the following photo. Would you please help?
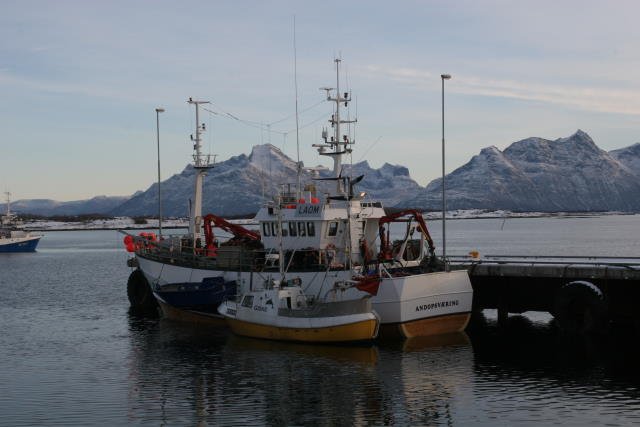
[293,15,301,199]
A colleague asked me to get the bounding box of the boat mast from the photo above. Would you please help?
[187,98,213,246]
[277,199,285,283]
[315,59,356,196]
[4,192,10,218]
[313,59,358,268]
[293,15,301,200]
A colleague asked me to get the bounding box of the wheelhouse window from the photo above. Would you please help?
[289,222,297,237]
[241,295,254,308]
[307,222,315,237]
[298,222,306,237]
[271,222,279,237]
[281,222,288,237]
[262,223,271,237]
[327,221,338,237]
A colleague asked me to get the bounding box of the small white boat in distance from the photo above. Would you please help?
[218,280,380,343]
[0,192,42,253]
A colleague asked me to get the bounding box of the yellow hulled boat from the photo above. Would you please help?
[218,281,379,343]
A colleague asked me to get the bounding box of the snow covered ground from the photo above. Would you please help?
[23,217,189,231]
[20,210,628,231]
[420,209,629,220]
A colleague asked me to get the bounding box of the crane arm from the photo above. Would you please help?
[378,209,436,255]
[203,213,261,252]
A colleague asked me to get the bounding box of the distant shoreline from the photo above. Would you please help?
[21,211,638,232]
[27,225,189,232]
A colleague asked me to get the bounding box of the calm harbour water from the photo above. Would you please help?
[1,215,640,426]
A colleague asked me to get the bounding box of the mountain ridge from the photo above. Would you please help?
[7,131,640,216]
[399,130,640,212]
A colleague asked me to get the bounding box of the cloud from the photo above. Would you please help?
[364,65,640,116]
[0,69,141,102]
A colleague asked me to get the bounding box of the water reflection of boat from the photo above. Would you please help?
[124,313,477,426]
[0,192,42,253]
[401,332,471,352]
[124,308,640,425]
[125,312,383,425]
[376,331,474,425]
[225,334,379,365]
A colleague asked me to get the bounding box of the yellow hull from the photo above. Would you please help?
[379,312,471,339]
[226,317,379,343]
[158,300,228,327]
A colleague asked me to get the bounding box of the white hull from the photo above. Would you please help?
[137,255,225,286]
[0,234,41,252]
[373,270,473,324]
[136,254,472,337]
[220,301,376,330]
[0,235,40,246]
[218,288,379,343]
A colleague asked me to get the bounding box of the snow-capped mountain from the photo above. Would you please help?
[1,195,130,216]
[340,161,423,207]
[112,144,423,217]
[11,132,640,217]
[398,130,640,212]
[610,142,640,176]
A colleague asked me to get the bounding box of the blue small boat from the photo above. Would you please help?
[0,192,42,253]
[153,277,237,313]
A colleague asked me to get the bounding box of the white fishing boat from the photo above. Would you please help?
[218,280,379,343]
[0,192,42,253]
[124,60,473,338]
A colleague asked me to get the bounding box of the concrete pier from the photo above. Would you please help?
[450,256,640,333]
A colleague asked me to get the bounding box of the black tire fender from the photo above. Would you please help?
[126,269,156,310]
[553,280,607,334]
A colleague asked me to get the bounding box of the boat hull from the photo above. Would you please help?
[372,270,473,339]
[224,316,379,343]
[379,312,471,339]
[153,277,236,311]
[157,299,227,326]
[218,293,380,343]
[0,235,41,252]
[136,253,473,338]
[152,277,235,325]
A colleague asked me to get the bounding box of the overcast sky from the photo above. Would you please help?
[2,0,640,201]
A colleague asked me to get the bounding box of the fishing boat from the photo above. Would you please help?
[123,98,262,321]
[218,280,379,343]
[0,192,42,253]
[124,60,473,338]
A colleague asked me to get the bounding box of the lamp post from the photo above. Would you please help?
[440,74,451,270]
[155,107,165,238]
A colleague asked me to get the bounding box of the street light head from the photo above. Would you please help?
[441,74,451,80]
[156,108,165,113]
